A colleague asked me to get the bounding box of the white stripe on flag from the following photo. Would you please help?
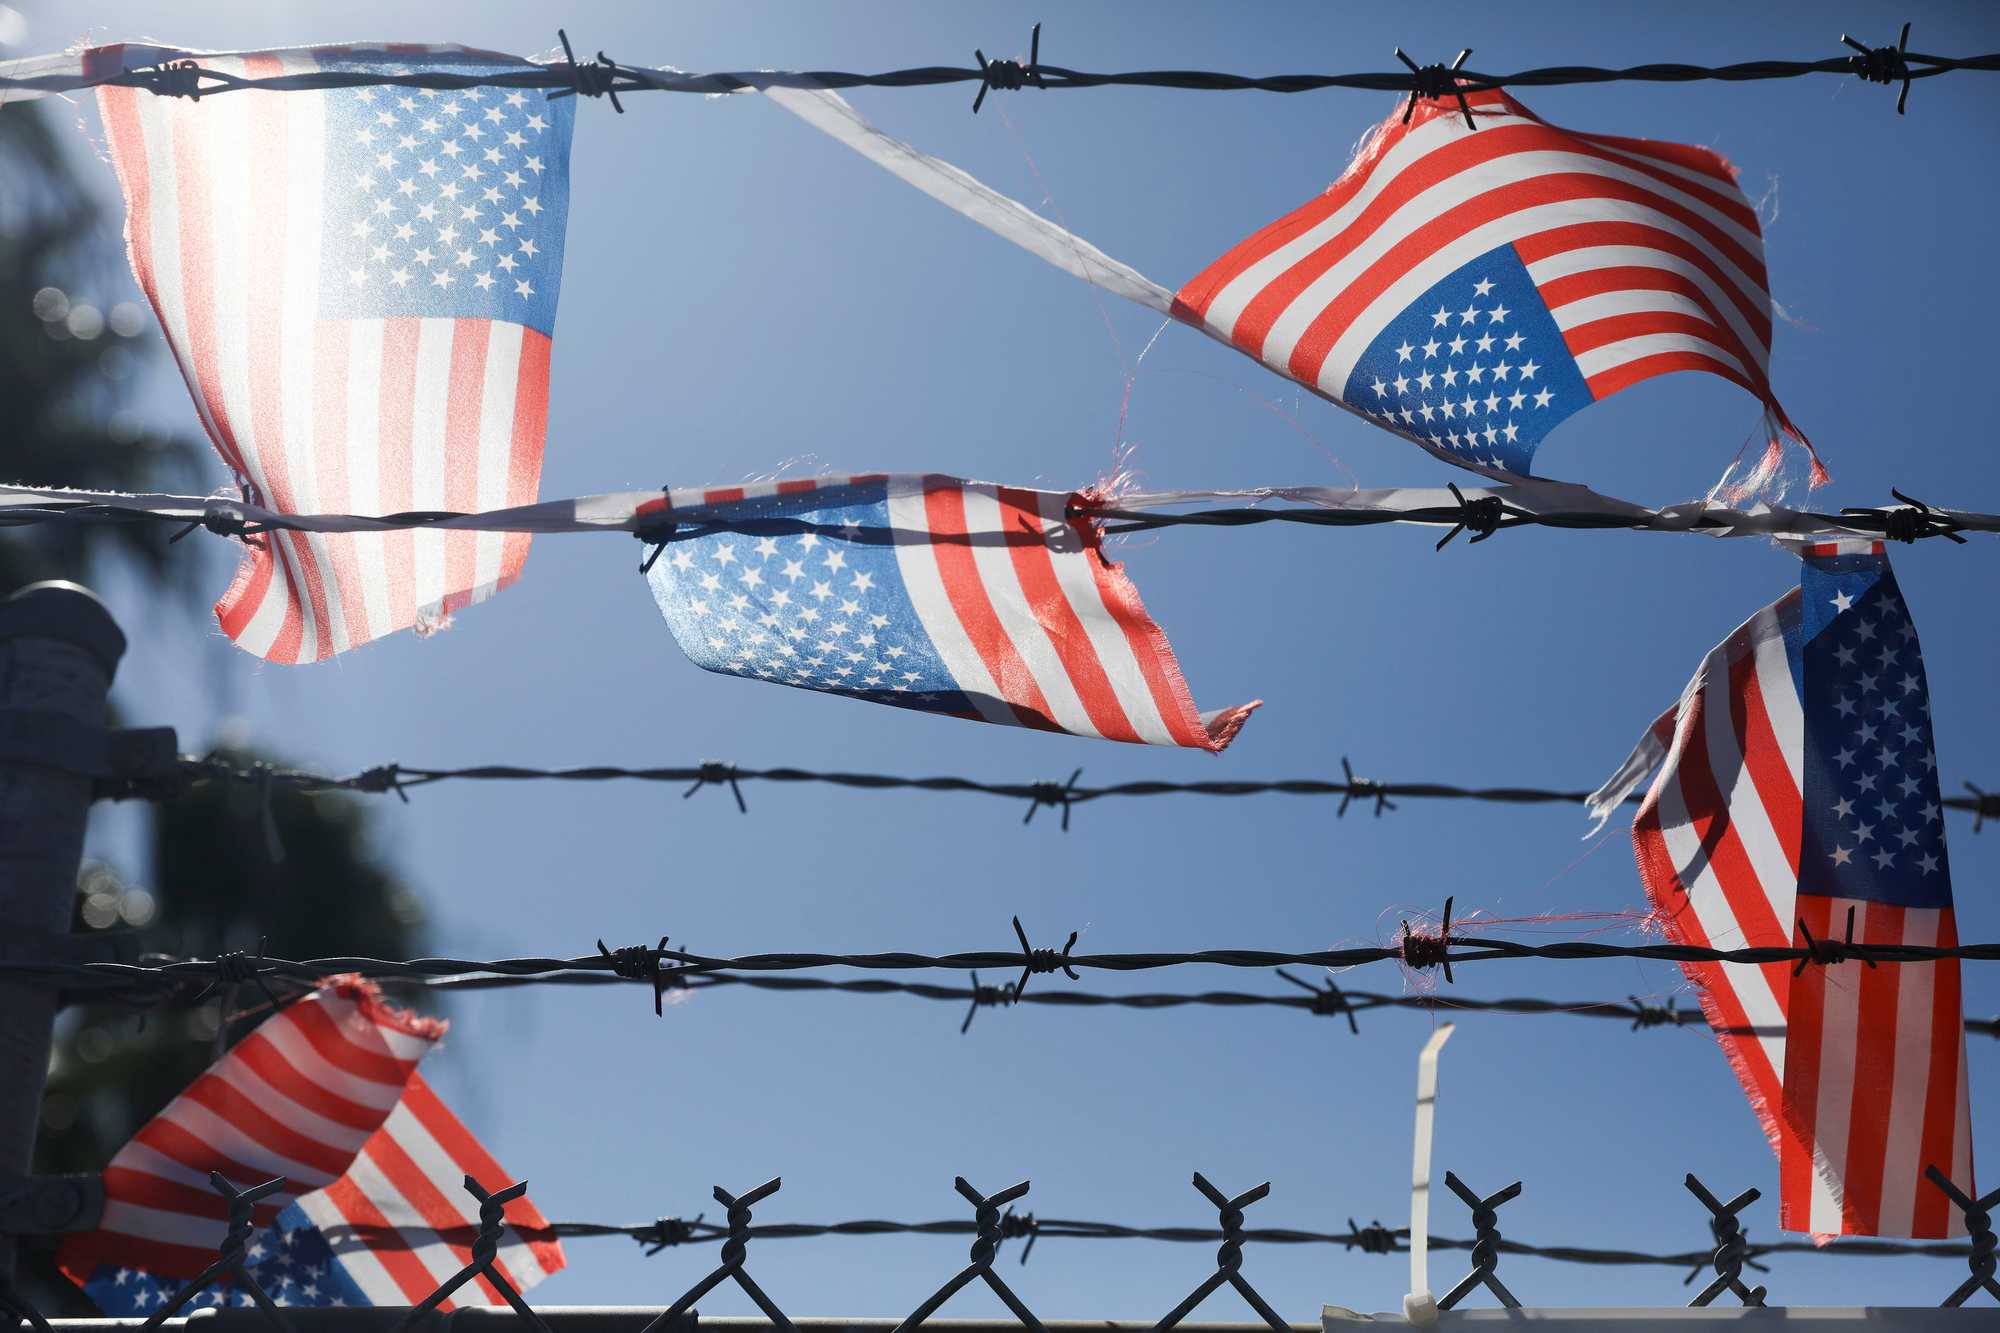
[1751,604,1805,791]
[410,318,456,624]
[344,320,393,643]
[1807,902,1867,1235]
[1876,908,1939,1238]
[473,321,523,598]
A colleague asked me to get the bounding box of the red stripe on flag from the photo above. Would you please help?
[499,330,550,586]
[439,321,489,617]
[920,481,1061,732]
[1781,895,1833,1232]
[1842,902,1906,1235]
[1914,912,1966,1237]
[777,479,821,495]
[993,487,1140,743]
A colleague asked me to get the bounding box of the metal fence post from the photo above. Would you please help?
[0,583,126,1281]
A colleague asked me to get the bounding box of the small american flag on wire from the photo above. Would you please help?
[1589,541,1973,1237]
[641,475,1259,750]
[60,978,563,1310]
[95,44,573,661]
[1173,87,1820,487]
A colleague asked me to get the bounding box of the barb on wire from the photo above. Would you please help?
[1844,22,1915,113]
[13,28,1999,104]
[972,22,1044,113]
[1275,967,1358,1034]
[149,751,2000,833]
[1396,47,1474,129]
[551,28,624,113]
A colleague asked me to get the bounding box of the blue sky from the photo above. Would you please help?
[16,0,2000,1314]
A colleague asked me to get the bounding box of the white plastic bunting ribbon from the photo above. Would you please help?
[758,85,1177,316]
[1404,1023,1454,1326]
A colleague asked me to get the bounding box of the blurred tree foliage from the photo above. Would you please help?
[0,94,199,591]
[1,98,434,1312]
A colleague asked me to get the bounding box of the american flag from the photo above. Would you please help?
[641,475,1259,750]
[1596,541,1973,1237]
[95,44,572,661]
[61,978,562,1309]
[1173,87,1818,485]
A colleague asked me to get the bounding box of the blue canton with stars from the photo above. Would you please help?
[1791,550,1952,910]
[81,1203,372,1314]
[317,52,573,335]
[1344,245,1593,476]
[645,482,976,718]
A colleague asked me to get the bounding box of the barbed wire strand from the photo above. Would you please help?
[211,968,1995,1041]
[535,1209,1973,1270]
[10,918,2000,999]
[2,24,1994,114]
[141,754,2000,832]
[3,487,1996,546]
